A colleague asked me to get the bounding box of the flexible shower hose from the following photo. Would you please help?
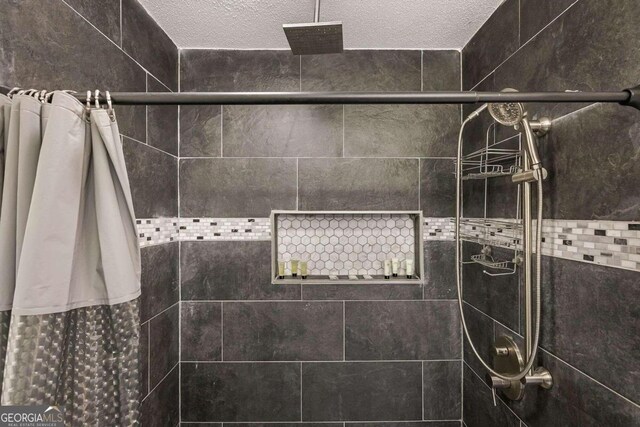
[455,117,543,382]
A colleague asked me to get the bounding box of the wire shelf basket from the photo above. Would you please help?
[455,218,522,250]
[460,146,522,180]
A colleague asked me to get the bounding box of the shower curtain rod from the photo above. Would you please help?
[65,88,640,109]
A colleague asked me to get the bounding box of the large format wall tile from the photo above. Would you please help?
[344,105,459,157]
[519,0,577,43]
[349,423,459,427]
[422,50,461,91]
[224,302,343,361]
[180,50,300,92]
[345,301,460,360]
[123,137,178,218]
[502,349,640,426]
[298,158,419,211]
[149,303,179,390]
[181,362,301,422]
[462,0,519,90]
[181,302,222,361]
[493,0,640,119]
[302,283,422,301]
[463,365,520,427]
[423,361,462,420]
[0,0,146,142]
[462,243,520,332]
[180,241,301,301]
[180,105,222,157]
[222,105,343,157]
[461,303,495,377]
[141,366,179,427]
[539,256,640,403]
[140,242,179,323]
[420,158,456,217]
[541,103,640,221]
[64,0,121,44]
[147,76,178,156]
[180,158,297,217]
[301,50,421,91]
[302,362,422,421]
[423,241,457,300]
[121,0,177,89]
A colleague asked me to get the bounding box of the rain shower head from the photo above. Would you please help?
[283,0,343,55]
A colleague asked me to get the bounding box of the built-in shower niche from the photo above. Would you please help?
[271,211,424,285]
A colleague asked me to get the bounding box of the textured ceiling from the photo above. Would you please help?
[137,0,504,49]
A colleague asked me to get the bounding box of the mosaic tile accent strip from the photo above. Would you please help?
[423,217,455,241]
[136,216,640,272]
[276,213,418,277]
[136,218,179,248]
[178,218,271,241]
[422,217,640,273]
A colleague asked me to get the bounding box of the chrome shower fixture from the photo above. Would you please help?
[487,89,551,177]
[283,0,343,55]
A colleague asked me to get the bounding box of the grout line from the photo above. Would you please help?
[469,0,581,91]
[299,56,302,92]
[210,421,463,425]
[220,105,224,157]
[141,362,179,404]
[123,135,178,158]
[144,300,179,324]
[463,360,525,424]
[181,299,458,303]
[177,155,457,160]
[119,0,123,48]
[421,50,424,92]
[296,158,299,210]
[60,0,174,91]
[300,362,303,421]
[421,361,425,420]
[342,301,346,360]
[145,74,149,145]
[180,359,461,364]
[220,302,224,361]
[342,105,346,157]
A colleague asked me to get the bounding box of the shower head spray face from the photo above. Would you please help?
[488,102,524,126]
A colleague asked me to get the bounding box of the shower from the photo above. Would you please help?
[455,89,554,402]
[283,0,343,55]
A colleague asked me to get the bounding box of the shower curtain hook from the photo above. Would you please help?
[105,91,115,121]
[94,89,101,109]
[7,87,20,98]
[86,90,92,116]
[38,89,47,103]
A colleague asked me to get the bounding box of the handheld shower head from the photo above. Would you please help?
[488,102,524,126]
[488,89,546,174]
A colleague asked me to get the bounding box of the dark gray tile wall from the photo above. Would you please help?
[461,1,640,425]
[178,49,463,423]
[0,1,180,423]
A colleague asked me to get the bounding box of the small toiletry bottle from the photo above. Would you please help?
[405,259,414,279]
[278,261,286,279]
[291,259,299,277]
[391,258,399,277]
[300,261,308,279]
[384,260,391,279]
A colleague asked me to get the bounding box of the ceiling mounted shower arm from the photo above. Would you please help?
[314,0,321,22]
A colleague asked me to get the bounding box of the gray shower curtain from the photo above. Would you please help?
[0,91,141,425]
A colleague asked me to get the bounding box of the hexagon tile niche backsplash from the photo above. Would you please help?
[276,213,417,277]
